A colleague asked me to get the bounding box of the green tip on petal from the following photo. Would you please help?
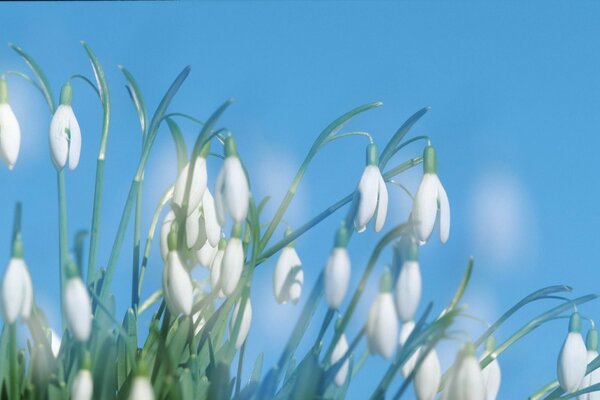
[485,335,496,352]
[569,312,582,333]
[60,81,73,106]
[82,351,92,370]
[218,238,227,250]
[423,145,437,174]
[587,328,598,351]
[224,135,238,158]
[231,223,243,239]
[366,143,379,166]
[0,79,8,103]
[334,222,349,248]
[405,237,419,262]
[167,223,179,252]
[12,233,23,259]
[199,140,211,158]
[65,258,79,280]
[462,342,476,357]
[379,267,393,293]
[136,359,150,377]
[284,226,295,247]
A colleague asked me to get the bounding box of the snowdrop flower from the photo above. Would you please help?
[273,230,304,304]
[354,143,388,233]
[414,347,441,400]
[558,312,588,393]
[579,328,600,400]
[162,230,193,316]
[129,374,154,400]
[188,189,221,257]
[49,82,81,171]
[215,136,250,225]
[324,224,351,309]
[330,332,350,387]
[395,239,421,322]
[220,224,244,296]
[72,354,93,400]
[63,261,92,342]
[160,210,176,262]
[230,298,252,349]
[399,320,419,377]
[443,342,485,400]
[0,78,21,170]
[1,235,33,323]
[195,239,218,269]
[412,145,450,244]
[172,147,208,217]
[367,268,398,359]
[480,335,501,400]
[210,239,226,298]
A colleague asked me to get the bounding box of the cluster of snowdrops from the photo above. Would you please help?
[0,42,598,400]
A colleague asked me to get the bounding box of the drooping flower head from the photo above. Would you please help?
[220,223,245,296]
[330,320,350,387]
[230,297,252,349]
[49,82,81,171]
[1,233,33,323]
[558,312,588,393]
[324,223,351,309]
[444,342,485,400]
[173,141,210,217]
[0,78,21,170]
[354,143,388,233]
[395,237,421,322]
[367,268,398,359]
[210,239,227,299]
[414,346,441,400]
[273,228,304,305]
[215,135,250,226]
[129,363,154,400]
[162,225,193,316]
[580,328,600,400]
[71,352,93,400]
[63,260,92,342]
[412,145,450,244]
[480,335,501,400]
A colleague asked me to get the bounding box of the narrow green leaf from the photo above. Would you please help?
[166,118,189,173]
[379,106,430,169]
[9,43,56,112]
[118,65,148,134]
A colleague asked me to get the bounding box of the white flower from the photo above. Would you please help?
[0,79,21,170]
[50,329,61,358]
[579,328,600,400]
[1,255,33,324]
[64,275,92,342]
[162,251,193,316]
[354,143,388,233]
[230,298,252,349]
[160,210,176,262]
[443,343,485,400]
[399,320,419,377]
[173,157,207,216]
[324,225,351,309]
[331,333,350,387]
[210,241,226,298]
[220,232,244,296]
[367,270,398,359]
[129,376,154,400]
[273,245,304,304]
[558,313,588,393]
[187,190,221,254]
[215,136,250,225]
[414,348,441,400]
[412,145,450,244]
[71,369,93,400]
[49,82,81,171]
[395,259,421,322]
[195,240,218,268]
[480,336,501,400]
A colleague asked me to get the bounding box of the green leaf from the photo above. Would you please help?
[166,118,189,173]
[9,43,56,113]
[117,308,137,389]
[249,352,263,384]
[118,65,148,134]
[378,106,430,169]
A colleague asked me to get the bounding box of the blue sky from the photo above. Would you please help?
[1,1,600,398]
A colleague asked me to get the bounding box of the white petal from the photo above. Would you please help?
[160,210,175,262]
[2,258,30,323]
[224,157,250,224]
[20,262,33,319]
[289,268,304,305]
[324,248,351,309]
[64,278,92,342]
[49,105,71,170]
[230,298,252,348]
[163,252,193,316]
[481,351,501,400]
[221,238,244,296]
[0,104,21,170]
[414,348,441,400]
[354,166,380,233]
[436,176,450,244]
[395,261,422,322]
[50,329,61,358]
[214,166,226,226]
[330,334,349,386]
[399,321,418,377]
[367,293,398,359]
[374,170,388,232]
[72,369,93,400]
[202,190,221,247]
[558,332,588,392]
[129,376,155,400]
[68,108,82,170]
[185,207,202,250]
[580,351,600,400]
[195,241,217,268]
[173,159,208,216]
[273,247,302,304]
[446,354,486,400]
[413,174,438,242]
[210,250,225,298]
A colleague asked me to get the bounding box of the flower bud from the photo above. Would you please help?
[324,225,351,309]
[0,79,21,170]
[273,243,303,305]
[210,240,226,298]
[220,229,244,296]
[162,250,193,316]
[444,342,485,400]
[49,82,81,170]
[214,136,250,225]
[129,375,154,400]
[366,269,398,359]
[71,369,93,400]
[480,336,501,400]
[354,143,388,233]
[1,244,33,324]
[230,298,252,349]
[414,347,441,400]
[64,266,92,342]
[579,328,600,400]
[330,333,350,387]
[558,313,588,393]
[395,251,421,322]
[173,157,208,217]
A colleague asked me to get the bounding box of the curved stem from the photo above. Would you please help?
[57,171,68,330]
[69,74,101,99]
[1,70,46,98]
[320,131,373,147]
[162,112,205,126]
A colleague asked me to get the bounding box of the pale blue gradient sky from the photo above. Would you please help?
[1,2,600,398]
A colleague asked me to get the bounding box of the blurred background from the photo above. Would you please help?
[1,2,599,398]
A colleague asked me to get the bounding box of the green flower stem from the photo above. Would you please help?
[378,107,430,170]
[8,323,18,400]
[0,70,46,99]
[57,171,69,329]
[530,381,560,400]
[324,223,408,362]
[131,176,143,311]
[235,338,246,397]
[321,131,373,147]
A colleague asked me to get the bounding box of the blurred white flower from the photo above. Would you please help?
[324,225,351,309]
[2,250,33,323]
[210,240,226,299]
[354,143,388,233]
[443,343,485,400]
[172,156,207,216]
[64,273,92,342]
[230,298,252,349]
[367,269,397,359]
[49,82,81,171]
[129,376,154,400]
[273,243,303,305]
[480,336,501,400]
[71,369,93,400]
[50,329,61,358]
[220,228,244,296]
[330,333,350,387]
[558,313,588,393]
[215,136,250,225]
[162,251,193,316]
[395,239,421,322]
[414,347,441,400]
[0,79,21,170]
[160,210,175,262]
[412,145,450,244]
[399,320,419,377]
